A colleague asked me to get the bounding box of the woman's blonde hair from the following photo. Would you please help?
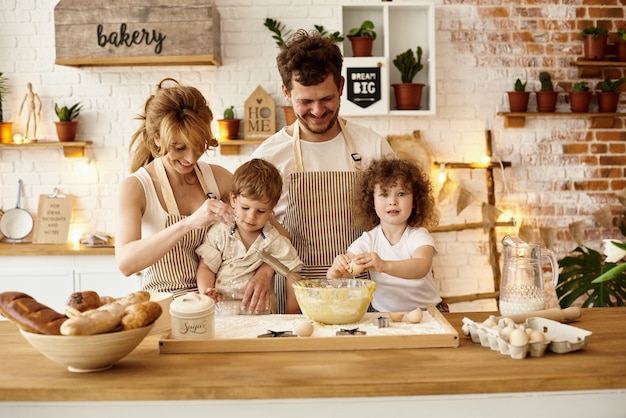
[128,78,217,172]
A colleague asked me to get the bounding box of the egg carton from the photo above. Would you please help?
[461,316,592,360]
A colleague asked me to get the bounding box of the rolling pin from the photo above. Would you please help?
[496,307,582,324]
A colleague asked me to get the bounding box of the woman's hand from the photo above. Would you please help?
[241,263,274,313]
[187,198,235,230]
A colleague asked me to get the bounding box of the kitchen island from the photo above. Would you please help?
[0,308,624,417]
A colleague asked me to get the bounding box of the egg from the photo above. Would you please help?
[347,260,365,276]
[403,308,423,324]
[389,312,405,322]
[293,320,314,337]
[509,328,529,346]
[528,330,547,343]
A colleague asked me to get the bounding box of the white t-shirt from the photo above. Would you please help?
[348,225,440,312]
[250,121,395,222]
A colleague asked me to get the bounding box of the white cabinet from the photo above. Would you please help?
[339,1,436,116]
[0,255,141,314]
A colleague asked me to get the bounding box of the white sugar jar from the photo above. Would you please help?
[169,293,215,340]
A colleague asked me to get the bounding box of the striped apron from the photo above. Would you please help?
[276,119,366,312]
[142,158,212,298]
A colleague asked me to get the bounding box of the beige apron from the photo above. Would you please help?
[278,119,366,312]
[142,158,212,298]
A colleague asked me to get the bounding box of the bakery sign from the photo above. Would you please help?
[346,67,381,109]
[54,0,221,67]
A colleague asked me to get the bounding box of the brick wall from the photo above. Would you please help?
[0,0,624,312]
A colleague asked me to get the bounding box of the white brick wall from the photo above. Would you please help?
[2,0,622,312]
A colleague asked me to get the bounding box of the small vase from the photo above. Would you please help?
[583,34,607,60]
[536,91,558,112]
[282,106,296,126]
[0,121,13,143]
[348,36,374,57]
[54,121,78,142]
[217,119,241,140]
[616,41,626,62]
[597,91,620,113]
[569,91,592,113]
[507,91,531,112]
[392,83,424,110]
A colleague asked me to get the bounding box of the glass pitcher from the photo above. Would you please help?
[499,235,559,316]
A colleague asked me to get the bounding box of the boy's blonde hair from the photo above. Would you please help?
[232,159,283,207]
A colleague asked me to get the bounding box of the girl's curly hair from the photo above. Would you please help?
[352,157,439,231]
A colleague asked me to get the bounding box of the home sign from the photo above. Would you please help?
[54,0,221,66]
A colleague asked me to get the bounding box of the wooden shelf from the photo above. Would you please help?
[433,161,511,169]
[497,111,626,128]
[217,139,265,155]
[0,140,92,158]
[573,57,626,77]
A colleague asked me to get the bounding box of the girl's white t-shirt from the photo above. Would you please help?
[348,225,441,312]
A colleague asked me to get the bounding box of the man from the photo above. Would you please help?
[251,30,395,312]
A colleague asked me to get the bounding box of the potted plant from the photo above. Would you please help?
[616,28,626,62]
[346,20,377,57]
[54,102,82,142]
[597,77,626,113]
[217,105,241,140]
[569,81,592,113]
[507,78,530,112]
[0,72,12,144]
[392,46,425,110]
[535,71,558,112]
[581,26,608,60]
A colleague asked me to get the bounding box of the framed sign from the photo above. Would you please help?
[341,58,389,115]
[33,191,72,244]
[244,86,276,140]
[54,0,221,67]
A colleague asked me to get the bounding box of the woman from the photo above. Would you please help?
[115,78,274,312]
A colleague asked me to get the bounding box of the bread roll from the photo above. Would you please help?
[66,291,102,313]
[121,301,162,330]
[60,302,125,336]
[115,290,150,308]
[0,292,67,335]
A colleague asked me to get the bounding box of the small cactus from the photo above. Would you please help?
[223,105,235,120]
[539,72,553,91]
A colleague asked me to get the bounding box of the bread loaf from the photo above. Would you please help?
[60,302,125,336]
[66,290,102,313]
[115,290,150,308]
[121,301,163,330]
[0,292,67,335]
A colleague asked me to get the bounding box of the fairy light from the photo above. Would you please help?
[438,163,447,183]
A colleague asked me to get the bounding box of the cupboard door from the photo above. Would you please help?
[73,256,142,298]
[0,256,74,314]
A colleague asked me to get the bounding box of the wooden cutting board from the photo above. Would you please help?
[159,305,459,354]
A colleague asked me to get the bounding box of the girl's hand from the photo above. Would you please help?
[202,288,223,302]
[327,254,352,278]
[353,252,385,273]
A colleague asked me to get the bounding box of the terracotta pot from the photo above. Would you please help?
[616,41,626,62]
[536,91,558,112]
[348,36,374,57]
[54,121,78,142]
[583,34,607,60]
[569,91,592,113]
[0,121,13,143]
[392,83,424,110]
[282,106,296,126]
[217,119,241,140]
[507,91,531,112]
[597,91,620,113]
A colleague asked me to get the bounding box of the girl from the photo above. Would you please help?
[327,157,446,312]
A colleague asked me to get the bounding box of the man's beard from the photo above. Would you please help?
[296,105,340,135]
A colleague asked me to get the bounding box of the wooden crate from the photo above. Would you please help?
[54,0,221,66]
[159,305,459,353]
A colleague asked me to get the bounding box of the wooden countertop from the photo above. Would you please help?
[0,242,114,255]
[0,308,624,402]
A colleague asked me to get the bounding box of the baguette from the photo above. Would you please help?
[121,301,163,330]
[60,302,125,336]
[0,292,67,335]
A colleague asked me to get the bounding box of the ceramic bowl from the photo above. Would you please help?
[19,324,153,373]
[292,279,376,325]
[149,292,173,336]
